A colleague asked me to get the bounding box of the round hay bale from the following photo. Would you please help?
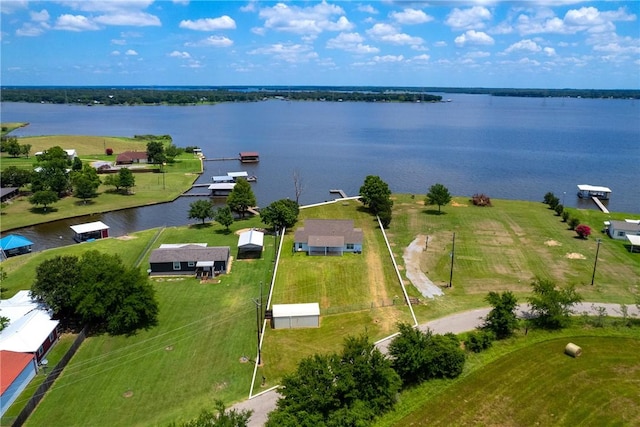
[565,342,582,357]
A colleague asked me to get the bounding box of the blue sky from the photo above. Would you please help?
[1,1,639,88]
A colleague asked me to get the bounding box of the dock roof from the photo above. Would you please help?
[577,184,611,193]
[0,235,33,251]
[69,221,109,234]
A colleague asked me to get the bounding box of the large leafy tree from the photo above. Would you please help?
[188,199,214,224]
[1,166,32,188]
[260,199,299,231]
[175,400,252,427]
[227,178,256,218]
[527,278,582,329]
[117,167,136,193]
[359,175,392,214]
[388,323,465,386]
[72,164,101,203]
[483,291,519,339]
[29,190,59,211]
[267,334,400,426]
[426,183,452,213]
[215,206,234,231]
[146,140,166,165]
[31,250,159,334]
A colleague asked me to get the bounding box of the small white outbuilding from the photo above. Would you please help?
[238,229,264,253]
[271,303,320,329]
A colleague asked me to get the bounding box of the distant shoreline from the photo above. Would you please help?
[1,86,638,106]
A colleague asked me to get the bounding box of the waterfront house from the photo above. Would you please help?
[116,151,148,165]
[294,219,363,256]
[0,291,60,364]
[607,220,640,241]
[149,244,230,277]
[0,235,34,258]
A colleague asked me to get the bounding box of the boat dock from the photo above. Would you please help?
[592,197,610,214]
[330,189,348,198]
[203,157,240,162]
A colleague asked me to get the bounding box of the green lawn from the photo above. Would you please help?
[12,216,275,427]
[376,328,640,426]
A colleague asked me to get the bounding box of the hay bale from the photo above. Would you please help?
[565,342,582,357]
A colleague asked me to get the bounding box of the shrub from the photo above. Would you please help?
[464,331,494,353]
[543,192,556,204]
[568,217,580,230]
[561,211,570,222]
[105,147,113,155]
[575,224,592,239]
[554,204,564,216]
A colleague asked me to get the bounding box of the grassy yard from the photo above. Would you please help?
[387,195,640,323]
[4,216,276,427]
[376,326,640,426]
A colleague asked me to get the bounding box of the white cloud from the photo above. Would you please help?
[179,16,236,31]
[1,1,28,15]
[30,9,49,22]
[111,50,121,56]
[505,39,542,53]
[54,14,100,31]
[446,6,492,31]
[543,47,556,56]
[366,23,423,46]
[169,50,191,59]
[326,32,379,54]
[411,54,430,62]
[257,2,353,35]
[111,39,126,45]
[433,41,447,47]
[390,8,433,25]
[185,35,233,48]
[373,55,404,63]
[16,23,46,37]
[357,5,378,15]
[516,5,636,36]
[93,12,160,27]
[248,43,318,63]
[454,30,494,47]
[125,49,138,56]
[183,60,202,68]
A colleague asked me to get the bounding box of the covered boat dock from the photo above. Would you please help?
[70,221,110,242]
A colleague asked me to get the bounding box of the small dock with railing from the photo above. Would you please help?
[577,184,611,213]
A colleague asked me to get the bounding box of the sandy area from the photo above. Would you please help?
[402,235,444,299]
[565,252,586,259]
[545,240,561,246]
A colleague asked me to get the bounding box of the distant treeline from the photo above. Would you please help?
[1,87,638,106]
[0,87,442,105]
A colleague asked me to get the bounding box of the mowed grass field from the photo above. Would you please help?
[257,199,415,393]
[379,333,640,426]
[3,216,276,427]
[387,194,640,322]
[0,133,202,231]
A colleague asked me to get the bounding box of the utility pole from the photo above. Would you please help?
[449,232,455,288]
[252,298,261,365]
[591,238,601,286]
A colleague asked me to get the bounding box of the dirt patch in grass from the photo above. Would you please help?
[451,201,468,207]
[545,240,561,246]
[234,227,267,235]
[566,252,586,259]
[122,390,134,398]
[366,247,389,302]
[117,235,137,240]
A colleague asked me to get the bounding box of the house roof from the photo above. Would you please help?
[627,235,640,247]
[0,187,19,198]
[116,151,148,162]
[238,230,264,249]
[149,245,230,263]
[0,235,34,251]
[69,221,109,234]
[0,291,59,354]
[272,303,320,318]
[294,219,363,245]
[0,350,35,395]
[609,220,640,233]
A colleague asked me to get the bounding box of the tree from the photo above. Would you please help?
[20,143,31,158]
[292,169,304,204]
[117,168,135,193]
[482,291,519,339]
[568,217,580,230]
[176,400,252,427]
[1,166,32,188]
[561,210,570,222]
[71,165,101,203]
[164,144,184,163]
[388,323,465,386]
[376,196,393,228]
[146,140,166,165]
[29,190,59,211]
[267,334,400,426]
[426,183,452,213]
[543,192,556,204]
[32,251,159,334]
[215,206,234,231]
[359,175,391,214]
[188,199,214,224]
[227,178,256,218]
[575,224,591,239]
[527,278,582,329]
[554,203,564,216]
[72,156,83,171]
[5,137,21,157]
[260,199,299,231]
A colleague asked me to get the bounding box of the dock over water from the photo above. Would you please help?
[591,197,610,214]
[330,189,348,198]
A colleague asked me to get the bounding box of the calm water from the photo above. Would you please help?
[2,94,639,251]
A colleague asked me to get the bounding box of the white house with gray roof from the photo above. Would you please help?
[294,219,363,256]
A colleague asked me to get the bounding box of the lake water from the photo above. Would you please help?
[2,94,639,250]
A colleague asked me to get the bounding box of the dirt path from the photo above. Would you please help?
[402,235,444,298]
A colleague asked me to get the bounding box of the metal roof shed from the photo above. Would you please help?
[70,221,109,242]
[238,230,264,252]
[271,303,320,329]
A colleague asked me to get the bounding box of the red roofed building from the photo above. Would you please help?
[0,350,37,416]
[116,151,148,165]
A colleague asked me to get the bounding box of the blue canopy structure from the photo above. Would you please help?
[0,235,34,256]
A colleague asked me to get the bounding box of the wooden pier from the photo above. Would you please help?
[330,189,348,198]
[591,196,610,214]
[203,157,240,162]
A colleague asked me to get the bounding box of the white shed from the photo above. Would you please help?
[238,230,264,253]
[271,303,320,329]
